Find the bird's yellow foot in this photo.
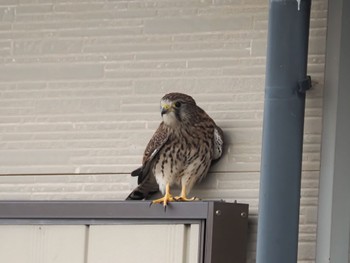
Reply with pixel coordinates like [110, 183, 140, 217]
[174, 195, 200, 202]
[152, 183, 176, 207]
[152, 194, 175, 207]
[174, 185, 200, 202]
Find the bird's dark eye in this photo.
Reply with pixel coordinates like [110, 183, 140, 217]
[174, 101, 181, 108]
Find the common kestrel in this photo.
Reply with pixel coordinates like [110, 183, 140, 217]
[126, 92, 224, 206]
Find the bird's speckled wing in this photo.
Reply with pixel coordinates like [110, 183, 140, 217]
[213, 125, 224, 161]
[126, 122, 169, 200]
[142, 122, 169, 167]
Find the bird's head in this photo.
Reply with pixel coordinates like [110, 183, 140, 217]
[160, 93, 197, 127]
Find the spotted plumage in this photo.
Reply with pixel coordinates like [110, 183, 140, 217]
[126, 92, 224, 204]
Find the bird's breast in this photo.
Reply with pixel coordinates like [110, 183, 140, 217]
[153, 134, 213, 187]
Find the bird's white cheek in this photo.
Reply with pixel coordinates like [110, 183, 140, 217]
[163, 112, 177, 127]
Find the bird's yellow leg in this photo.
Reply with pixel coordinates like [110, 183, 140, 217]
[174, 185, 200, 202]
[152, 183, 175, 206]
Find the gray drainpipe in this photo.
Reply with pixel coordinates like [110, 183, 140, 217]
[256, 0, 312, 263]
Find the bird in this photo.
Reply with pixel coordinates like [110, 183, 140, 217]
[126, 92, 224, 206]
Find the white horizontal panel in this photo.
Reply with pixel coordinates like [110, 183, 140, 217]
[0, 225, 86, 263]
[87, 224, 200, 263]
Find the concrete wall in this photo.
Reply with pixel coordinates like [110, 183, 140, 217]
[0, 0, 327, 262]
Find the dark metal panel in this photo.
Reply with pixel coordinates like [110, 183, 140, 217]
[204, 202, 249, 263]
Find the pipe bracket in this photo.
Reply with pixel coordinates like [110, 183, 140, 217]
[298, 75, 312, 93]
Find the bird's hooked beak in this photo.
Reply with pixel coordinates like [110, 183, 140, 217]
[160, 102, 173, 116]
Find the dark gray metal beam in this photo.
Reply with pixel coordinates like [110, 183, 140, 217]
[256, 0, 312, 262]
[0, 200, 208, 220]
[0, 200, 247, 221]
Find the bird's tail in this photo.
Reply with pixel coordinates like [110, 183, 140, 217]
[126, 172, 159, 200]
[125, 184, 146, 200]
[125, 186, 158, 200]
[125, 189, 145, 200]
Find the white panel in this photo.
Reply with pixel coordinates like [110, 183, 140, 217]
[0, 225, 86, 263]
[184, 223, 200, 263]
[87, 224, 200, 263]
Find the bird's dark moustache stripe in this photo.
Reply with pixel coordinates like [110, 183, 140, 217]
[175, 110, 182, 121]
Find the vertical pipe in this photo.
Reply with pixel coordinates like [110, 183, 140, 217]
[256, 1, 311, 263]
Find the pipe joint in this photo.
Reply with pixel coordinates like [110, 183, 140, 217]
[298, 75, 312, 93]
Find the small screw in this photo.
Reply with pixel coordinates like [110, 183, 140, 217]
[215, 210, 222, 216]
[241, 212, 247, 218]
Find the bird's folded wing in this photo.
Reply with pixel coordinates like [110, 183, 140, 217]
[136, 122, 170, 184]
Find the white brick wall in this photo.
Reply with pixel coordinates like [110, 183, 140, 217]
[0, 1, 327, 262]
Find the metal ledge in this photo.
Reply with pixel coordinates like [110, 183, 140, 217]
[0, 200, 247, 220]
